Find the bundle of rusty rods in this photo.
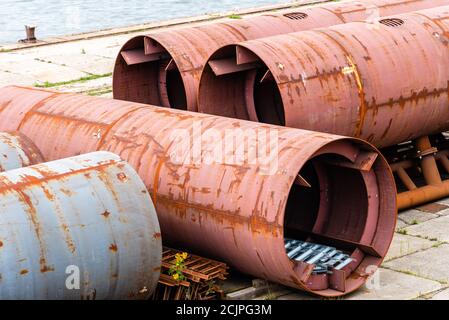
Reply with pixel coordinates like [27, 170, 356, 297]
[151, 247, 228, 300]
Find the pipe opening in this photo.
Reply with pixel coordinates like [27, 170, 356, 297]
[165, 63, 187, 109]
[198, 45, 285, 123]
[285, 155, 369, 244]
[113, 36, 187, 110]
[251, 67, 285, 126]
[281, 142, 394, 295]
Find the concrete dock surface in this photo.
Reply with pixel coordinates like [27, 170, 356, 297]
[0, 0, 448, 300]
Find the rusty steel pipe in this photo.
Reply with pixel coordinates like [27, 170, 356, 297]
[0, 151, 162, 299]
[397, 181, 449, 210]
[112, 0, 447, 112]
[198, 6, 449, 149]
[0, 86, 396, 297]
[395, 167, 417, 191]
[414, 136, 442, 185]
[0, 131, 44, 172]
[390, 141, 449, 209]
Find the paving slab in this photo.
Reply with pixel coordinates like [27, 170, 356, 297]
[31, 53, 114, 75]
[0, 52, 88, 85]
[384, 233, 435, 262]
[346, 268, 441, 300]
[383, 244, 449, 284]
[220, 272, 253, 296]
[0, 70, 38, 87]
[276, 292, 317, 300]
[403, 215, 449, 242]
[395, 219, 407, 231]
[434, 197, 449, 208]
[415, 202, 449, 214]
[398, 209, 439, 225]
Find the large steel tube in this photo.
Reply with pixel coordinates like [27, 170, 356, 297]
[198, 6, 449, 148]
[0, 86, 396, 297]
[0, 151, 162, 299]
[112, 0, 447, 112]
[0, 131, 44, 172]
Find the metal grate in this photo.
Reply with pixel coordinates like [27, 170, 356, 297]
[284, 12, 308, 20]
[379, 18, 405, 27]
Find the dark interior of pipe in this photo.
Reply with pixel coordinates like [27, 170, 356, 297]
[284, 154, 368, 242]
[166, 67, 187, 109]
[253, 68, 285, 126]
[198, 45, 285, 124]
[284, 153, 370, 291]
[114, 37, 187, 110]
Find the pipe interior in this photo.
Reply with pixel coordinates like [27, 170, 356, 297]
[283, 151, 377, 293]
[115, 37, 187, 110]
[166, 65, 187, 109]
[199, 45, 284, 123]
[285, 154, 368, 242]
[252, 68, 285, 126]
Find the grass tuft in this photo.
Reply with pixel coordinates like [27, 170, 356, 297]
[33, 72, 112, 88]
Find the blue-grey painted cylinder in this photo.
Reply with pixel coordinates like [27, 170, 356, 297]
[0, 151, 162, 299]
[0, 131, 44, 172]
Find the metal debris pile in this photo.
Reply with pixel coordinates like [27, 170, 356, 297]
[285, 239, 353, 274]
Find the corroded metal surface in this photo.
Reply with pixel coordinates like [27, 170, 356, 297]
[0, 86, 396, 297]
[386, 135, 449, 209]
[0, 131, 44, 172]
[0, 151, 162, 299]
[198, 5, 449, 148]
[113, 0, 446, 111]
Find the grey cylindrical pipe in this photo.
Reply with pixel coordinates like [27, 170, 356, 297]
[0, 131, 44, 172]
[0, 151, 162, 299]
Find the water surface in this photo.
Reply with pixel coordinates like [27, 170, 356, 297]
[0, 0, 289, 44]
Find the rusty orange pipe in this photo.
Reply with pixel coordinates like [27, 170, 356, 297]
[0, 86, 396, 297]
[397, 181, 449, 210]
[113, 0, 448, 112]
[415, 136, 442, 186]
[198, 6, 449, 148]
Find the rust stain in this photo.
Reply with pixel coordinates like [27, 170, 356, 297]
[102, 210, 111, 218]
[14, 189, 53, 275]
[61, 223, 76, 253]
[109, 243, 118, 252]
[19, 269, 29, 275]
[153, 232, 161, 239]
[16, 92, 62, 131]
[40, 258, 55, 273]
[345, 54, 366, 138]
[116, 172, 128, 182]
[59, 188, 74, 196]
[152, 159, 164, 206]
[41, 185, 56, 201]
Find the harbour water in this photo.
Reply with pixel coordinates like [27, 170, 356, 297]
[0, 0, 289, 44]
